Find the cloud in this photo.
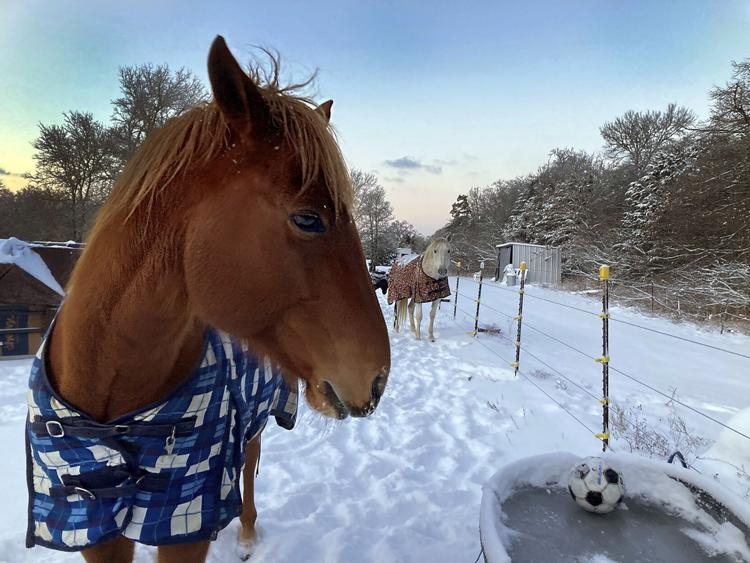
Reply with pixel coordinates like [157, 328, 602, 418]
[383, 156, 442, 176]
[0, 167, 25, 178]
[384, 176, 405, 184]
[384, 157, 422, 170]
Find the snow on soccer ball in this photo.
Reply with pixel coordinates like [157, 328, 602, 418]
[567, 457, 625, 514]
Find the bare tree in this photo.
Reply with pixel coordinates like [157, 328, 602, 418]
[350, 169, 380, 226]
[350, 169, 395, 267]
[111, 64, 207, 165]
[710, 59, 750, 135]
[600, 103, 695, 174]
[31, 112, 118, 240]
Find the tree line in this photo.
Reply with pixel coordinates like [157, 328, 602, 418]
[1, 64, 207, 241]
[439, 60, 750, 317]
[0, 63, 420, 268]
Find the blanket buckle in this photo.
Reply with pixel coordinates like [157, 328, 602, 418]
[164, 426, 176, 455]
[45, 420, 65, 438]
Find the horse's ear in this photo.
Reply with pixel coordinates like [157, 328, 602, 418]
[208, 35, 270, 140]
[316, 100, 333, 123]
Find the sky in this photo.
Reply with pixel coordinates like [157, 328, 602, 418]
[1, 0, 749, 234]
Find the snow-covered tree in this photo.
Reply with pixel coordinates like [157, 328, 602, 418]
[616, 147, 694, 275]
[449, 194, 472, 226]
[600, 103, 694, 175]
[502, 149, 611, 273]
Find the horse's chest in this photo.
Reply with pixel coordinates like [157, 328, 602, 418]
[25, 330, 297, 551]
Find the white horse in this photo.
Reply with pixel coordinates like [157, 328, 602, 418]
[387, 237, 452, 341]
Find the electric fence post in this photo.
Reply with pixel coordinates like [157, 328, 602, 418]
[453, 261, 461, 320]
[596, 264, 611, 452]
[512, 261, 528, 376]
[472, 260, 485, 337]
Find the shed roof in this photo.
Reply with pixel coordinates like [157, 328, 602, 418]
[495, 242, 558, 249]
[0, 238, 83, 308]
[0, 238, 64, 295]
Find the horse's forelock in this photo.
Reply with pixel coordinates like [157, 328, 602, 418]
[421, 238, 451, 276]
[89, 54, 352, 248]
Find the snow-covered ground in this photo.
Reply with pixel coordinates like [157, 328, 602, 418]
[1, 279, 748, 562]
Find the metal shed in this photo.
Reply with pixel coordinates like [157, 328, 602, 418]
[494, 242, 561, 285]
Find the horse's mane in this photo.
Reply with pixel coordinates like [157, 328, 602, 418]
[94, 53, 352, 237]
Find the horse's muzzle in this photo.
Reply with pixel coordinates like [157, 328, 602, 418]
[323, 368, 388, 419]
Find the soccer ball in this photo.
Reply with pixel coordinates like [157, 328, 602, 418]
[567, 457, 625, 514]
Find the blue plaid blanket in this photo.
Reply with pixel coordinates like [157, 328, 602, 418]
[25, 328, 298, 551]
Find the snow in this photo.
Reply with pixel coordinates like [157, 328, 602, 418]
[0, 238, 65, 295]
[698, 408, 750, 493]
[480, 453, 750, 563]
[1, 279, 748, 561]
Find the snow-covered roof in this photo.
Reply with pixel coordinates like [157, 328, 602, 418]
[0, 238, 65, 296]
[29, 240, 85, 250]
[495, 242, 558, 249]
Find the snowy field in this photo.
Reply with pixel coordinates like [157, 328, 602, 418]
[1, 279, 749, 562]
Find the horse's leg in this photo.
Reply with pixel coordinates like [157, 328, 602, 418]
[238, 434, 261, 560]
[157, 541, 211, 563]
[408, 299, 416, 336]
[82, 536, 135, 563]
[414, 301, 423, 340]
[428, 299, 440, 341]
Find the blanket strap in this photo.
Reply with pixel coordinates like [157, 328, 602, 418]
[49, 467, 170, 501]
[31, 416, 196, 440]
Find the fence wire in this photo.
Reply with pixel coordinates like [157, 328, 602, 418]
[608, 363, 750, 443]
[459, 316, 610, 450]
[453, 306, 648, 448]
[608, 317, 750, 360]
[454, 275, 750, 360]
[447, 276, 750, 448]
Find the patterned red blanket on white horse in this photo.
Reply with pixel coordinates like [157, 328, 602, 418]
[387, 256, 451, 304]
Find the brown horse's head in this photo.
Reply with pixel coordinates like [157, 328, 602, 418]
[128, 36, 389, 419]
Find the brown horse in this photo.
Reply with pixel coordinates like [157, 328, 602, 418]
[36, 36, 390, 563]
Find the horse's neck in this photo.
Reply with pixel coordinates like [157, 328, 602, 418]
[48, 230, 205, 422]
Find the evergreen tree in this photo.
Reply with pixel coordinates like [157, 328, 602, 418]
[617, 146, 694, 276]
[449, 194, 472, 226]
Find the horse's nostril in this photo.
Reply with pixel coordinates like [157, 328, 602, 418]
[370, 370, 387, 406]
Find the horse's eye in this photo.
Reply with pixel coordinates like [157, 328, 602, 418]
[291, 213, 325, 234]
